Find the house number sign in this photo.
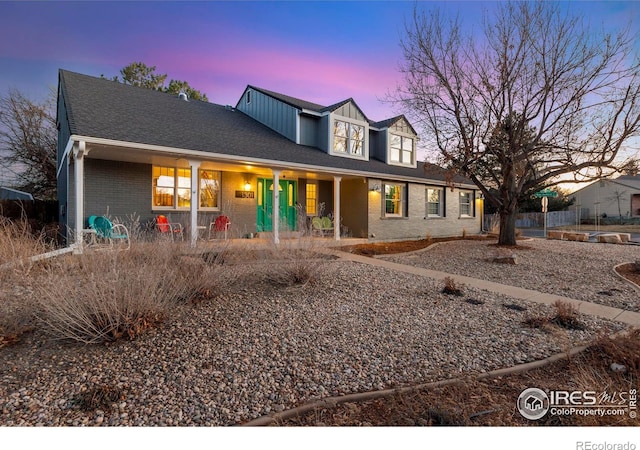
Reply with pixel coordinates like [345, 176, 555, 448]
[235, 190, 255, 199]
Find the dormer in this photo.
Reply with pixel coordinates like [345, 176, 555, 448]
[372, 116, 418, 168]
[325, 99, 369, 161]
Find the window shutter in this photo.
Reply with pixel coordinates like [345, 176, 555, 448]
[442, 188, 446, 218]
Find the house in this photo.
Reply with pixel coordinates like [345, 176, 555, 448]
[56, 70, 482, 247]
[569, 175, 640, 220]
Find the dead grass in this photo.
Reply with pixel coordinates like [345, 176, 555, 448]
[523, 300, 586, 331]
[263, 239, 334, 288]
[33, 243, 235, 343]
[73, 383, 126, 411]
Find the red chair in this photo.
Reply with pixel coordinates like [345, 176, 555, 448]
[156, 215, 184, 241]
[209, 215, 230, 240]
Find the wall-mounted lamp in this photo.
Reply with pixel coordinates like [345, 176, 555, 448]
[369, 185, 381, 193]
[244, 181, 252, 191]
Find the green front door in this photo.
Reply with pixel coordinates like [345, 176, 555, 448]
[257, 178, 297, 232]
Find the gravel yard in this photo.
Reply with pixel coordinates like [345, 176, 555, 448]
[383, 239, 640, 312]
[0, 253, 627, 426]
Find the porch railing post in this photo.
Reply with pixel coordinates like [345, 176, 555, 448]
[189, 160, 201, 248]
[334, 176, 341, 241]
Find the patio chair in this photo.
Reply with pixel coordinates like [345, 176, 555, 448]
[90, 215, 130, 250]
[209, 215, 231, 240]
[155, 215, 184, 241]
[311, 216, 333, 236]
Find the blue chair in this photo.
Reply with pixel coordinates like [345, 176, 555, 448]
[89, 216, 130, 249]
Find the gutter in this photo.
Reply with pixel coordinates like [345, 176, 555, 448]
[67, 134, 478, 189]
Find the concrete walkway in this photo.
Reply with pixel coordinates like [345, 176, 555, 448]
[331, 249, 640, 328]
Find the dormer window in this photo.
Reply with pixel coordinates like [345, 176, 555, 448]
[333, 119, 364, 156]
[390, 134, 414, 165]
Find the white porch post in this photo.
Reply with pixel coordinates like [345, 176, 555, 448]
[272, 169, 281, 245]
[189, 160, 200, 248]
[333, 176, 341, 241]
[73, 141, 86, 254]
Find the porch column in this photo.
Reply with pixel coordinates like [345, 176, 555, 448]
[73, 141, 86, 254]
[272, 169, 281, 244]
[189, 160, 200, 248]
[333, 176, 341, 241]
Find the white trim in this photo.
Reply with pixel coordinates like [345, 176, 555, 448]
[56, 137, 75, 178]
[328, 115, 369, 161]
[334, 176, 341, 241]
[272, 169, 281, 244]
[68, 134, 478, 189]
[188, 160, 200, 247]
[73, 141, 85, 253]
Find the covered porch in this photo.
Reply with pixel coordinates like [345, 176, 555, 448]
[65, 139, 369, 252]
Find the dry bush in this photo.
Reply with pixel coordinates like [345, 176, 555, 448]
[263, 238, 331, 287]
[442, 276, 464, 296]
[35, 242, 232, 343]
[73, 383, 126, 411]
[550, 300, 585, 330]
[524, 300, 586, 331]
[0, 216, 49, 274]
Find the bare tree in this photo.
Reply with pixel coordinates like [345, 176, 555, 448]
[0, 89, 57, 199]
[392, 1, 640, 245]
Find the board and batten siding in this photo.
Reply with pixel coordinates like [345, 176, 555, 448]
[332, 101, 367, 122]
[236, 88, 298, 142]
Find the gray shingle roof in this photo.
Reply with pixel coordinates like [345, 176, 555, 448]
[58, 70, 470, 185]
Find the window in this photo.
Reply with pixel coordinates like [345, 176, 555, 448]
[384, 183, 406, 217]
[333, 120, 364, 156]
[153, 166, 175, 207]
[390, 134, 414, 164]
[246, 89, 251, 104]
[306, 183, 317, 216]
[426, 187, 444, 217]
[459, 191, 472, 217]
[153, 166, 221, 210]
[199, 170, 221, 209]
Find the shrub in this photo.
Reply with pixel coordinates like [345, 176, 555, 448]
[0, 216, 49, 273]
[523, 300, 586, 331]
[35, 243, 205, 343]
[442, 276, 464, 296]
[264, 238, 330, 287]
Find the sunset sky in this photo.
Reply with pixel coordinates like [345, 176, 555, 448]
[1, 1, 638, 123]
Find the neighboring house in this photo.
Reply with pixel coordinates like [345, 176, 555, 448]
[569, 175, 640, 220]
[0, 187, 34, 201]
[56, 70, 481, 246]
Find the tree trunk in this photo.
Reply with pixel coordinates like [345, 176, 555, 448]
[498, 208, 518, 246]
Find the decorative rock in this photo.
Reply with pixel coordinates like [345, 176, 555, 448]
[610, 363, 627, 373]
[547, 230, 565, 240]
[597, 234, 622, 244]
[618, 233, 631, 243]
[565, 232, 589, 242]
[492, 255, 518, 264]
